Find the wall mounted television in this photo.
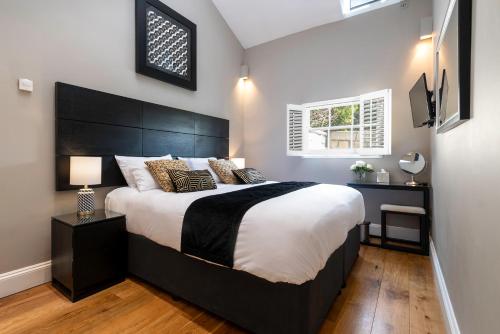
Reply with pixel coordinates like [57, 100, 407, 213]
[409, 73, 435, 128]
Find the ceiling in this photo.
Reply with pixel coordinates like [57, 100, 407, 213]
[212, 0, 402, 49]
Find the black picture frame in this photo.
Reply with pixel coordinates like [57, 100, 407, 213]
[135, 0, 197, 91]
[435, 0, 472, 133]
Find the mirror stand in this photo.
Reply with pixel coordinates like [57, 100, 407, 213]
[399, 152, 426, 186]
[405, 175, 419, 186]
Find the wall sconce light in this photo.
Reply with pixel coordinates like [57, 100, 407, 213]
[420, 16, 433, 40]
[240, 65, 249, 80]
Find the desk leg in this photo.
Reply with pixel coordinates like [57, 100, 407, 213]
[381, 211, 387, 248]
[422, 215, 430, 255]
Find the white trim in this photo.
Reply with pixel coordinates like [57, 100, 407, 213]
[436, 0, 457, 50]
[435, 0, 462, 134]
[436, 113, 466, 134]
[286, 104, 305, 156]
[301, 154, 382, 159]
[360, 89, 392, 156]
[292, 89, 392, 158]
[430, 239, 461, 334]
[302, 95, 359, 108]
[341, 0, 402, 18]
[0, 261, 52, 298]
[369, 223, 420, 242]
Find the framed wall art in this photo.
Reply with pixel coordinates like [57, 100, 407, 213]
[435, 0, 472, 133]
[135, 0, 197, 91]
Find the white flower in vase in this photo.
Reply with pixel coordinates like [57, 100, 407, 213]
[355, 160, 366, 167]
[350, 161, 374, 181]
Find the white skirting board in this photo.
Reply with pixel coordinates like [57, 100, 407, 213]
[369, 223, 420, 242]
[430, 239, 461, 334]
[0, 261, 52, 298]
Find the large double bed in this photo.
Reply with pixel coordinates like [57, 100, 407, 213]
[55, 82, 365, 334]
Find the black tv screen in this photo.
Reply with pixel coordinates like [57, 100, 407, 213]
[409, 73, 433, 128]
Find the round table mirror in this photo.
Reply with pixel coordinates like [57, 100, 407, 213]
[399, 152, 426, 186]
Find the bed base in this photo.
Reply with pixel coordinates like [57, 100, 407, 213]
[127, 225, 360, 334]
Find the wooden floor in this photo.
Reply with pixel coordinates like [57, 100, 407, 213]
[0, 246, 446, 334]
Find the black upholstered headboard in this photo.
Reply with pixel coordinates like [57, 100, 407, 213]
[55, 82, 229, 191]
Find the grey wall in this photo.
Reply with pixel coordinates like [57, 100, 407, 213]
[243, 0, 433, 185]
[431, 1, 500, 333]
[0, 0, 244, 273]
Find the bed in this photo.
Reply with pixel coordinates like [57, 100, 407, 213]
[105, 182, 364, 334]
[55, 82, 364, 334]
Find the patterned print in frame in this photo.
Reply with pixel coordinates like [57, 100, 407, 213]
[136, 0, 197, 91]
[146, 7, 190, 80]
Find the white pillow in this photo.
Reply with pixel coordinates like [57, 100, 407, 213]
[115, 155, 172, 188]
[178, 157, 221, 183]
[131, 167, 160, 192]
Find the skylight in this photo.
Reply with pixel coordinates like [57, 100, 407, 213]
[350, 0, 380, 10]
[341, 0, 400, 17]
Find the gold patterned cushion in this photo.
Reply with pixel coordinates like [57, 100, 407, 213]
[144, 159, 190, 192]
[232, 168, 266, 184]
[208, 159, 241, 184]
[166, 169, 217, 193]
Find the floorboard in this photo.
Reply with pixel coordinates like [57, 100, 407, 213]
[0, 246, 446, 334]
[371, 251, 410, 334]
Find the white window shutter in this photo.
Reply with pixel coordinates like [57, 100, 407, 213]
[287, 104, 305, 155]
[360, 89, 391, 155]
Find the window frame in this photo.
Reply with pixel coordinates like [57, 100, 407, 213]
[286, 104, 306, 156]
[341, 0, 402, 18]
[304, 97, 361, 155]
[350, 0, 380, 11]
[290, 89, 391, 158]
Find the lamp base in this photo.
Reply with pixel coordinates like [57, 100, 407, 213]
[77, 187, 96, 216]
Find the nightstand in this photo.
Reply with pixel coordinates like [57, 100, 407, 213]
[51, 209, 126, 302]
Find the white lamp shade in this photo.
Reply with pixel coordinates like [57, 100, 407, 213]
[70, 156, 102, 186]
[230, 158, 245, 169]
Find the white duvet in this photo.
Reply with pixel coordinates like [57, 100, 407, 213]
[105, 182, 365, 284]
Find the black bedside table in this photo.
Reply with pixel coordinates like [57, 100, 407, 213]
[51, 209, 127, 302]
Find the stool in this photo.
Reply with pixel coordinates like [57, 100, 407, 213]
[380, 204, 429, 255]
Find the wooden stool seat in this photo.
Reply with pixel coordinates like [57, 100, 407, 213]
[380, 204, 426, 215]
[380, 204, 429, 255]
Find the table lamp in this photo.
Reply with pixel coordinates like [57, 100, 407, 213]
[70, 156, 102, 216]
[230, 158, 245, 169]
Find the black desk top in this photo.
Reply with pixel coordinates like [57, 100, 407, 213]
[52, 209, 125, 227]
[347, 181, 431, 191]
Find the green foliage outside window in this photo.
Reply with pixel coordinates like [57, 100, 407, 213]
[310, 104, 360, 128]
[310, 108, 329, 127]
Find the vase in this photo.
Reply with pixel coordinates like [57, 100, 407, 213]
[357, 171, 367, 181]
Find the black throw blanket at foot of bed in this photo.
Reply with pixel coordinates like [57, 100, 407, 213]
[181, 181, 318, 267]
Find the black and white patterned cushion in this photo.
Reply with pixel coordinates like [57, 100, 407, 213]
[232, 168, 266, 184]
[166, 169, 217, 193]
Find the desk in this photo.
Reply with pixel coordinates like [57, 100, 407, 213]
[347, 182, 431, 254]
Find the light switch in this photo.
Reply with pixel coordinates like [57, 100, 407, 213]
[19, 78, 33, 92]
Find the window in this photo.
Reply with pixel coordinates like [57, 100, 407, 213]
[350, 0, 380, 10]
[341, 0, 401, 17]
[287, 89, 391, 158]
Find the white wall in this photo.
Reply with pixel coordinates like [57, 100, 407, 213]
[431, 1, 500, 333]
[0, 0, 244, 274]
[243, 0, 433, 184]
